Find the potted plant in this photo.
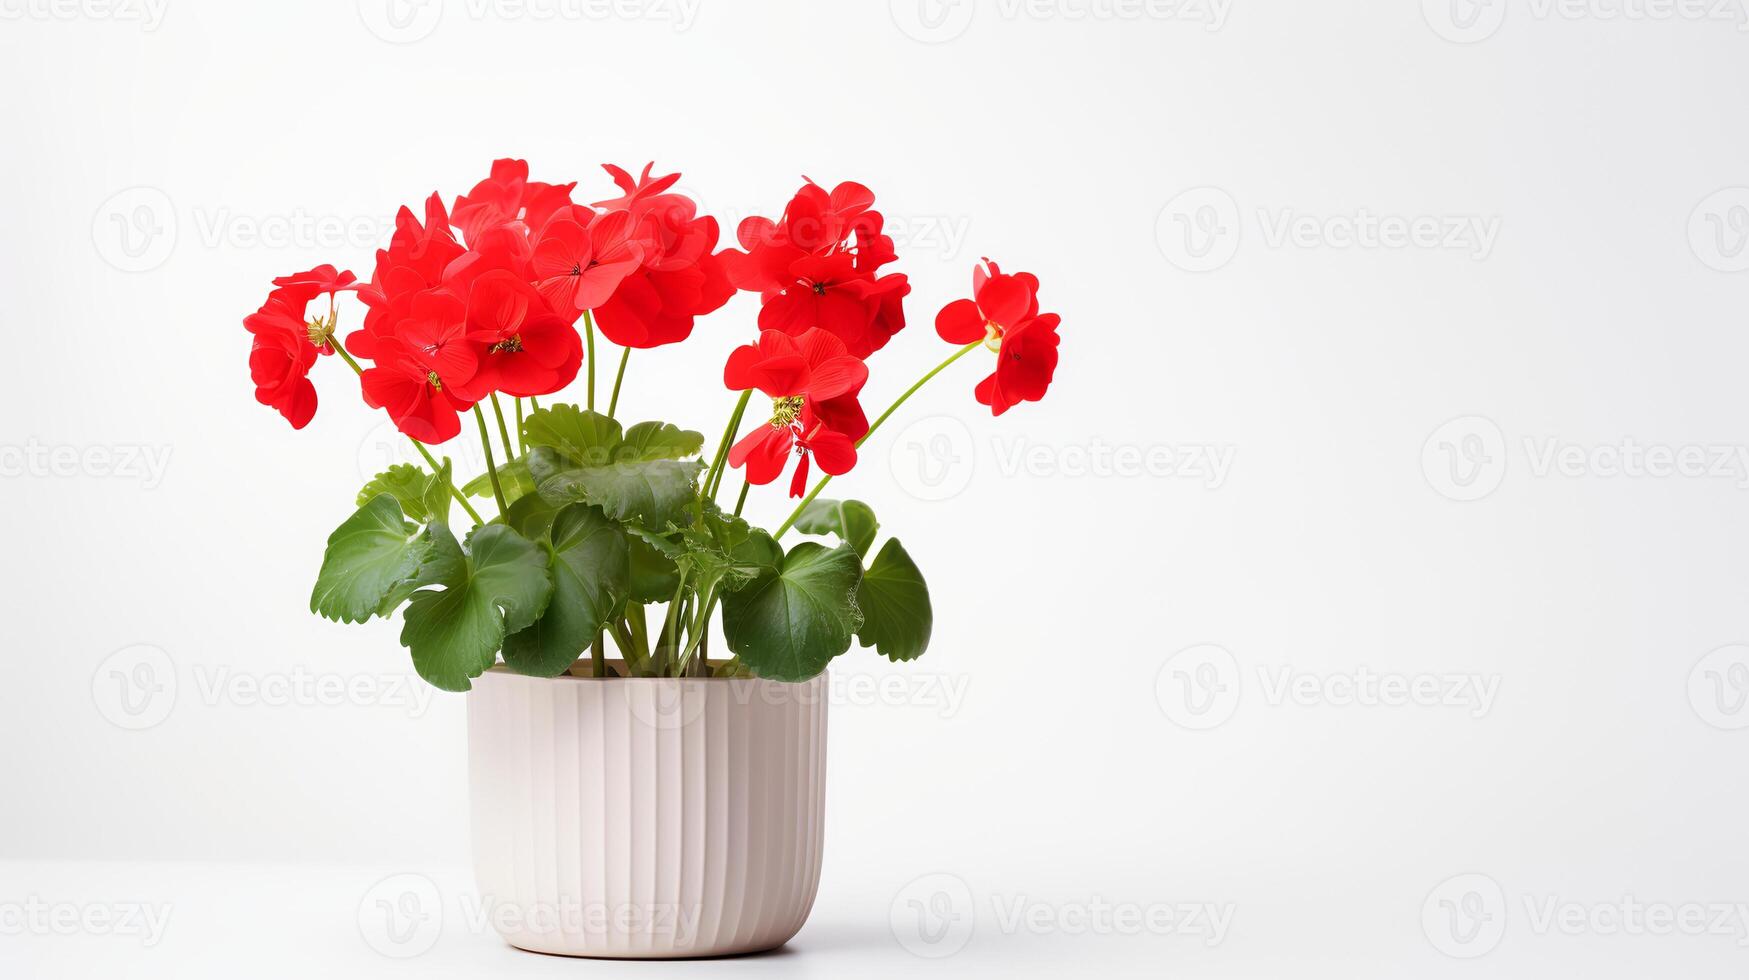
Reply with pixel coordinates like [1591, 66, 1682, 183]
[242, 159, 1062, 958]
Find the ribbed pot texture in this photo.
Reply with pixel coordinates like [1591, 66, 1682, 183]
[467, 667, 828, 958]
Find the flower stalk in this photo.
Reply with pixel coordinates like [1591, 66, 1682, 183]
[472, 405, 510, 516]
[774, 340, 980, 538]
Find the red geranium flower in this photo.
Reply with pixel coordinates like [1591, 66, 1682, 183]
[244, 295, 322, 429]
[530, 210, 648, 313]
[241, 266, 357, 428]
[360, 340, 476, 444]
[271, 264, 357, 297]
[720, 178, 909, 358]
[589, 162, 734, 348]
[449, 270, 582, 400]
[935, 259, 1061, 416]
[441, 221, 534, 305]
[934, 259, 1040, 345]
[755, 252, 869, 336]
[724, 329, 869, 495]
[351, 194, 466, 359]
[974, 313, 1061, 416]
[452, 158, 576, 245]
[780, 178, 880, 253]
[393, 289, 480, 393]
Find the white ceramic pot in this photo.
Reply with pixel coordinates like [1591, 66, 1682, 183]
[467, 666, 828, 958]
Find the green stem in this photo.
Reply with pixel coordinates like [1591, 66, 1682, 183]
[703, 390, 754, 502]
[514, 398, 526, 455]
[411, 441, 485, 526]
[607, 347, 630, 420]
[591, 632, 605, 678]
[608, 620, 640, 676]
[489, 394, 516, 464]
[678, 585, 717, 674]
[529, 396, 541, 412]
[582, 309, 598, 411]
[660, 573, 690, 676]
[331, 338, 484, 525]
[625, 604, 651, 674]
[775, 342, 983, 539]
[472, 405, 509, 516]
[733, 479, 750, 518]
[858, 341, 981, 450]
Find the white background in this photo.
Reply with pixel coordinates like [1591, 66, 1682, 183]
[4, 0, 1749, 976]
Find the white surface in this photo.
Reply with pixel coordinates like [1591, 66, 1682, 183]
[5, 1, 1749, 976]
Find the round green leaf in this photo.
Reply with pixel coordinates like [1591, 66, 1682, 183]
[856, 538, 933, 662]
[502, 505, 630, 678]
[523, 405, 622, 467]
[792, 498, 880, 559]
[722, 541, 865, 682]
[399, 524, 553, 692]
[356, 465, 435, 524]
[310, 495, 431, 625]
[538, 458, 705, 527]
[620, 420, 705, 461]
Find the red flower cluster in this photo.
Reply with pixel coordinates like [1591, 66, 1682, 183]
[243, 163, 1062, 493]
[935, 259, 1061, 416]
[242, 264, 355, 429]
[724, 329, 870, 497]
[720, 179, 910, 360]
[242, 160, 731, 442]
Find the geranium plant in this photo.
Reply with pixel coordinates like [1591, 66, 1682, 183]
[243, 160, 1061, 691]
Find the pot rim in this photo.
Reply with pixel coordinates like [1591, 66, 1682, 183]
[479, 662, 825, 687]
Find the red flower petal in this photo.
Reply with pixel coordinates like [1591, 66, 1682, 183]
[935, 298, 987, 344]
[800, 425, 857, 476]
[729, 426, 795, 485]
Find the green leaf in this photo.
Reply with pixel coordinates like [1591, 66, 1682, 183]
[399, 524, 553, 692]
[310, 495, 432, 625]
[627, 532, 681, 603]
[792, 498, 880, 559]
[731, 528, 784, 571]
[357, 465, 436, 524]
[502, 492, 559, 540]
[524, 446, 570, 486]
[539, 458, 705, 527]
[423, 458, 455, 527]
[620, 420, 705, 461]
[677, 508, 769, 596]
[522, 409, 705, 526]
[461, 455, 536, 504]
[374, 525, 461, 619]
[855, 539, 933, 662]
[501, 505, 629, 678]
[523, 404, 623, 467]
[722, 541, 865, 682]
